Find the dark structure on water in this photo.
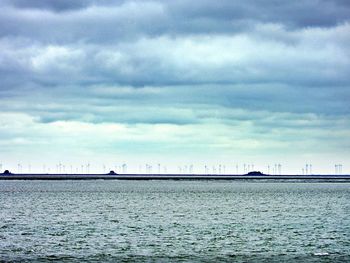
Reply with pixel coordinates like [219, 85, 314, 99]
[1, 169, 350, 181]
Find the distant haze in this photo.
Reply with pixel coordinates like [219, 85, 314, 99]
[0, 0, 349, 174]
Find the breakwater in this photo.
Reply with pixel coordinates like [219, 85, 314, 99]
[1, 173, 350, 180]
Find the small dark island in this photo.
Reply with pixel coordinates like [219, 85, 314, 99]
[246, 171, 265, 176]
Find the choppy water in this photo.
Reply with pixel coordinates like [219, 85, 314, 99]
[0, 180, 349, 262]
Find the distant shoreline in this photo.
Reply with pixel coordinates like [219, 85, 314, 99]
[1, 173, 350, 180]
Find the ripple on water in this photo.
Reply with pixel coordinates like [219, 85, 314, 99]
[0, 180, 350, 262]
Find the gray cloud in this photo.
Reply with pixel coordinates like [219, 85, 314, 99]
[1, 0, 350, 45]
[0, 0, 349, 171]
[1, 20, 349, 120]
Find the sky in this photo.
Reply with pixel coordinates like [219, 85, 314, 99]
[0, 0, 349, 174]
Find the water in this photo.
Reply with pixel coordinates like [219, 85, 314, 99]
[0, 180, 349, 262]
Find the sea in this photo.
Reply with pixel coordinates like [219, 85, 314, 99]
[0, 180, 349, 262]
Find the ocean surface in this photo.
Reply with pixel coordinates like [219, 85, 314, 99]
[0, 180, 349, 262]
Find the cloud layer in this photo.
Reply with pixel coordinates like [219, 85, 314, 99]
[0, 0, 349, 173]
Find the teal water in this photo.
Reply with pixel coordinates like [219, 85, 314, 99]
[0, 180, 349, 262]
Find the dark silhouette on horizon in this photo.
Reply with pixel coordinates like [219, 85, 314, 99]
[1, 168, 350, 181]
[246, 171, 265, 176]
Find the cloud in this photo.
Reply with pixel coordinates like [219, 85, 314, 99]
[1, 22, 349, 120]
[0, 0, 349, 172]
[1, 0, 350, 45]
[2, 22, 349, 86]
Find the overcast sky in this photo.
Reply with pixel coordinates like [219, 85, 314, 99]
[0, 0, 349, 174]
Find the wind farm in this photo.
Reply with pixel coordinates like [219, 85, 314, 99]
[1, 164, 349, 180]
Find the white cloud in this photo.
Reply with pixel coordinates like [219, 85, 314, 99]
[31, 45, 84, 72]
